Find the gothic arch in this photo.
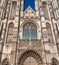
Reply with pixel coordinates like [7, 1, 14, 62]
[23, 22, 37, 28]
[20, 20, 39, 28]
[2, 58, 10, 65]
[8, 22, 14, 34]
[52, 58, 59, 65]
[46, 22, 53, 42]
[42, 1, 49, 19]
[46, 22, 52, 35]
[18, 50, 43, 65]
[46, 22, 51, 28]
[8, 22, 14, 28]
[7, 22, 14, 42]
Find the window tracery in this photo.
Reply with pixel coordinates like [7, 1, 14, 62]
[2, 59, 10, 65]
[23, 22, 37, 40]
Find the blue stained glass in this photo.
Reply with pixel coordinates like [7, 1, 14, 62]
[24, 0, 35, 11]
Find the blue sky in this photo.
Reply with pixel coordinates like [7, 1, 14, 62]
[24, 0, 35, 10]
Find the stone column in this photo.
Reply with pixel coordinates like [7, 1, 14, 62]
[14, 0, 21, 65]
[8, 2, 12, 19]
[40, 3, 48, 64]
[46, 2, 51, 20]
[0, 0, 6, 64]
[0, 1, 11, 64]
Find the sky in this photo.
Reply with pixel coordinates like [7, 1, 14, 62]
[24, 0, 35, 10]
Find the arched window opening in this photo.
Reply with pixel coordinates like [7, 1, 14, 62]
[7, 22, 14, 42]
[42, 2, 49, 19]
[52, 58, 58, 65]
[46, 22, 53, 42]
[8, 22, 14, 34]
[46, 23, 52, 35]
[2, 59, 10, 65]
[10, 1, 17, 19]
[9, 22, 14, 27]
[23, 22, 37, 40]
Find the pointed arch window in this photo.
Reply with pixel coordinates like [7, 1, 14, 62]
[2, 59, 10, 65]
[23, 22, 37, 40]
[7, 22, 14, 42]
[10, 1, 17, 19]
[42, 2, 49, 19]
[4, 61, 9, 65]
[46, 22, 52, 35]
[46, 22, 53, 42]
[8, 22, 14, 34]
[52, 58, 58, 65]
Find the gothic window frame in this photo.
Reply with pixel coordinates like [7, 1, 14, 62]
[42, 2, 49, 19]
[46, 22, 53, 43]
[52, 58, 58, 65]
[8, 22, 14, 34]
[2, 59, 10, 65]
[10, 1, 17, 19]
[7, 22, 14, 42]
[22, 22, 37, 40]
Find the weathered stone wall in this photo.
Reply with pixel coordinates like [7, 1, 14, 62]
[0, 0, 59, 65]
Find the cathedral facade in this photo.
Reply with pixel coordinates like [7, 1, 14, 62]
[0, 0, 59, 65]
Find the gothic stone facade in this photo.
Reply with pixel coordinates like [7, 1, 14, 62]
[0, 0, 59, 65]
